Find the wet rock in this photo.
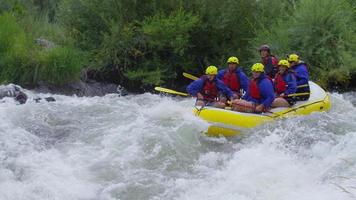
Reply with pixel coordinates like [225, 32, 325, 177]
[31, 80, 127, 97]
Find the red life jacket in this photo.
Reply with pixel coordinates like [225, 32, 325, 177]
[262, 55, 279, 78]
[222, 70, 240, 91]
[274, 73, 287, 95]
[201, 78, 218, 101]
[249, 79, 261, 100]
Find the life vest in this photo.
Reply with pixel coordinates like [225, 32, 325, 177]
[222, 70, 240, 91]
[293, 62, 309, 82]
[274, 73, 287, 95]
[249, 79, 261, 100]
[263, 55, 278, 78]
[201, 77, 218, 101]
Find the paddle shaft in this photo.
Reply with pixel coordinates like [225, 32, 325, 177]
[154, 87, 188, 96]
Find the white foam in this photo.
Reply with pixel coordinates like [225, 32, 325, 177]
[0, 91, 355, 200]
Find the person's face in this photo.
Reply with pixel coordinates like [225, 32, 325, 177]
[207, 74, 215, 81]
[289, 61, 297, 67]
[279, 66, 287, 74]
[252, 71, 261, 79]
[228, 63, 237, 71]
[260, 50, 269, 57]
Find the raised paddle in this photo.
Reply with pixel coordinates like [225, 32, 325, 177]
[154, 87, 188, 97]
[183, 72, 199, 81]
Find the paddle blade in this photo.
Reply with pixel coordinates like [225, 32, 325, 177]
[154, 87, 188, 97]
[183, 72, 199, 81]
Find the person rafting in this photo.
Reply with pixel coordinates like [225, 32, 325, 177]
[187, 65, 234, 108]
[259, 44, 279, 79]
[271, 60, 297, 107]
[232, 63, 275, 113]
[288, 53, 310, 100]
[216, 56, 249, 100]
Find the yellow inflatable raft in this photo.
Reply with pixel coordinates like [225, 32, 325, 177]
[193, 81, 331, 137]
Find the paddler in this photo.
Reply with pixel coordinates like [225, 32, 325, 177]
[232, 63, 275, 113]
[187, 65, 234, 108]
[216, 56, 249, 100]
[271, 60, 297, 107]
[259, 44, 279, 79]
[288, 53, 310, 100]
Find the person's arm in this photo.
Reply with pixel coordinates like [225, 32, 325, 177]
[295, 65, 309, 85]
[186, 78, 204, 96]
[216, 69, 225, 81]
[216, 80, 233, 98]
[285, 73, 297, 95]
[260, 80, 275, 108]
[238, 71, 250, 98]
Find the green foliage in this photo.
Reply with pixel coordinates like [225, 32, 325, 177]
[94, 9, 199, 87]
[250, 0, 356, 88]
[142, 10, 199, 56]
[0, 11, 84, 85]
[0, 13, 33, 83]
[138, 10, 199, 83]
[0, 0, 355, 89]
[37, 47, 84, 84]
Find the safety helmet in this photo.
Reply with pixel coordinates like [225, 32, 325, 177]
[278, 60, 290, 68]
[288, 54, 299, 62]
[227, 56, 239, 64]
[251, 63, 264, 72]
[205, 65, 218, 75]
[259, 44, 270, 52]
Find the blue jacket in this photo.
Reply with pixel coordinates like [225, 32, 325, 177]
[244, 73, 275, 108]
[187, 76, 233, 98]
[293, 62, 309, 86]
[281, 72, 297, 95]
[292, 62, 310, 93]
[216, 67, 249, 97]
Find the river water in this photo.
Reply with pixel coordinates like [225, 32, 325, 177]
[0, 91, 356, 200]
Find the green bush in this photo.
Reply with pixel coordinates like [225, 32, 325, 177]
[1, 0, 355, 89]
[250, 0, 356, 88]
[0, 12, 84, 85]
[37, 46, 84, 84]
[94, 9, 199, 87]
[0, 13, 33, 84]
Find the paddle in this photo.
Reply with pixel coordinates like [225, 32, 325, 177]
[283, 92, 310, 97]
[183, 72, 198, 81]
[297, 84, 308, 88]
[154, 87, 188, 97]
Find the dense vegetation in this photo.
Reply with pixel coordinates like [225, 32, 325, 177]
[0, 0, 355, 90]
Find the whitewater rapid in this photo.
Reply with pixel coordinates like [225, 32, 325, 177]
[0, 91, 356, 200]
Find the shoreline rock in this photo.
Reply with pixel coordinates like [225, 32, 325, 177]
[27, 80, 128, 97]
